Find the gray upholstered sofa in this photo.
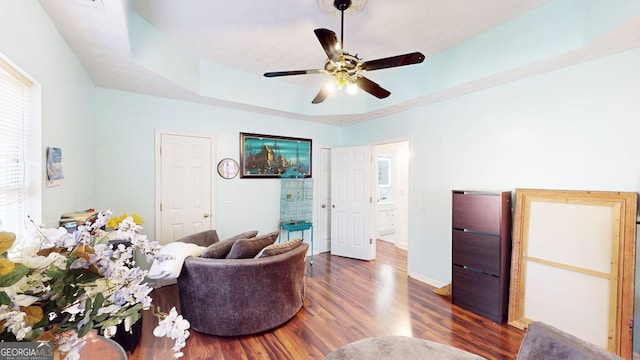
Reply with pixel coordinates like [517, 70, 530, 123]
[324, 322, 623, 359]
[177, 232, 308, 336]
[516, 321, 623, 360]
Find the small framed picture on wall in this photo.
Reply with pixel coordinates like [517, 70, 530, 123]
[46, 146, 64, 187]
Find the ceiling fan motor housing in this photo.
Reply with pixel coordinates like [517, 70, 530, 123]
[334, 0, 352, 11]
[324, 54, 359, 75]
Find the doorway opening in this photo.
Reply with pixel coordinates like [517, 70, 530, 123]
[373, 140, 409, 251]
[317, 140, 409, 260]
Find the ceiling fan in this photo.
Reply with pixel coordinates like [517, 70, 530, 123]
[263, 0, 426, 104]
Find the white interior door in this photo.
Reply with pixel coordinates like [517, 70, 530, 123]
[157, 132, 215, 245]
[330, 146, 374, 260]
[318, 148, 331, 253]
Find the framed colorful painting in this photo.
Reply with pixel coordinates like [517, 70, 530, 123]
[239, 132, 312, 178]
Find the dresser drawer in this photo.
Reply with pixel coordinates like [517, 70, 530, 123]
[452, 192, 501, 234]
[452, 229, 500, 275]
[452, 265, 502, 322]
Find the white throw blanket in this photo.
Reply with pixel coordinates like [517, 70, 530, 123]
[148, 242, 206, 280]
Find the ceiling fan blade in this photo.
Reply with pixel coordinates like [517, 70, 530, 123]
[311, 86, 330, 104]
[355, 77, 391, 99]
[360, 52, 425, 72]
[314, 28, 339, 62]
[264, 69, 324, 77]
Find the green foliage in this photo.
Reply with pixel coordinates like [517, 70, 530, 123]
[95, 303, 143, 330]
[0, 291, 11, 305]
[0, 264, 28, 287]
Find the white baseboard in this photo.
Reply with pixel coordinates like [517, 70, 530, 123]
[408, 271, 448, 289]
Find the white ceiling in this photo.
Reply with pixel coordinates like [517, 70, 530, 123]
[37, 0, 640, 125]
[130, 0, 548, 81]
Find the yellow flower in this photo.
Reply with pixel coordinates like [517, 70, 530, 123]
[106, 214, 124, 228]
[0, 231, 16, 254]
[106, 212, 143, 228]
[0, 258, 15, 276]
[131, 213, 143, 224]
[21, 305, 44, 325]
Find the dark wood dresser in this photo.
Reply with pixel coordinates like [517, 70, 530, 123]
[451, 190, 512, 323]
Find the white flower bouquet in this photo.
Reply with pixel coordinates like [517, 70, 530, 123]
[0, 210, 189, 359]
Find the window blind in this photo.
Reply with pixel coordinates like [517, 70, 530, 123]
[0, 64, 29, 233]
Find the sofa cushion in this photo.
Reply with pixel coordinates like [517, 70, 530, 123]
[201, 230, 259, 258]
[256, 238, 303, 258]
[178, 229, 220, 247]
[226, 231, 279, 259]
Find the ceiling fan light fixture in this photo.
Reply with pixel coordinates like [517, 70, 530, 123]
[335, 72, 349, 89]
[346, 81, 358, 95]
[325, 80, 337, 93]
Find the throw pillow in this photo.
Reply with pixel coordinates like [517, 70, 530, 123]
[225, 230, 259, 242]
[201, 230, 258, 258]
[256, 238, 303, 258]
[200, 237, 237, 259]
[178, 229, 220, 247]
[226, 230, 279, 259]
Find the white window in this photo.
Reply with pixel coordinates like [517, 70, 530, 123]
[0, 55, 41, 238]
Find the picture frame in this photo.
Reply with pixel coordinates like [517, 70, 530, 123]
[46, 146, 64, 187]
[239, 132, 312, 178]
[507, 188, 637, 358]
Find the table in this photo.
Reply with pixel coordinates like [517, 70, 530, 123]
[280, 221, 313, 264]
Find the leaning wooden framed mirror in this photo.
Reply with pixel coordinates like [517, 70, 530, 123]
[508, 189, 637, 358]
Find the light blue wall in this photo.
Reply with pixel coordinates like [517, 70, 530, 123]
[343, 47, 640, 347]
[93, 88, 343, 239]
[0, 0, 96, 227]
[344, 47, 640, 283]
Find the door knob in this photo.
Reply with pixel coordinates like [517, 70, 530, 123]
[321, 204, 326, 208]
[203, 213, 210, 218]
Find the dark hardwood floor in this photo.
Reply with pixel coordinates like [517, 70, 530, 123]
[130, 240, 524, 360]
[375, 239, 407, 273]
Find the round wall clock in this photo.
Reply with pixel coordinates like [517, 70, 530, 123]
[217, 158, 239, 179]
